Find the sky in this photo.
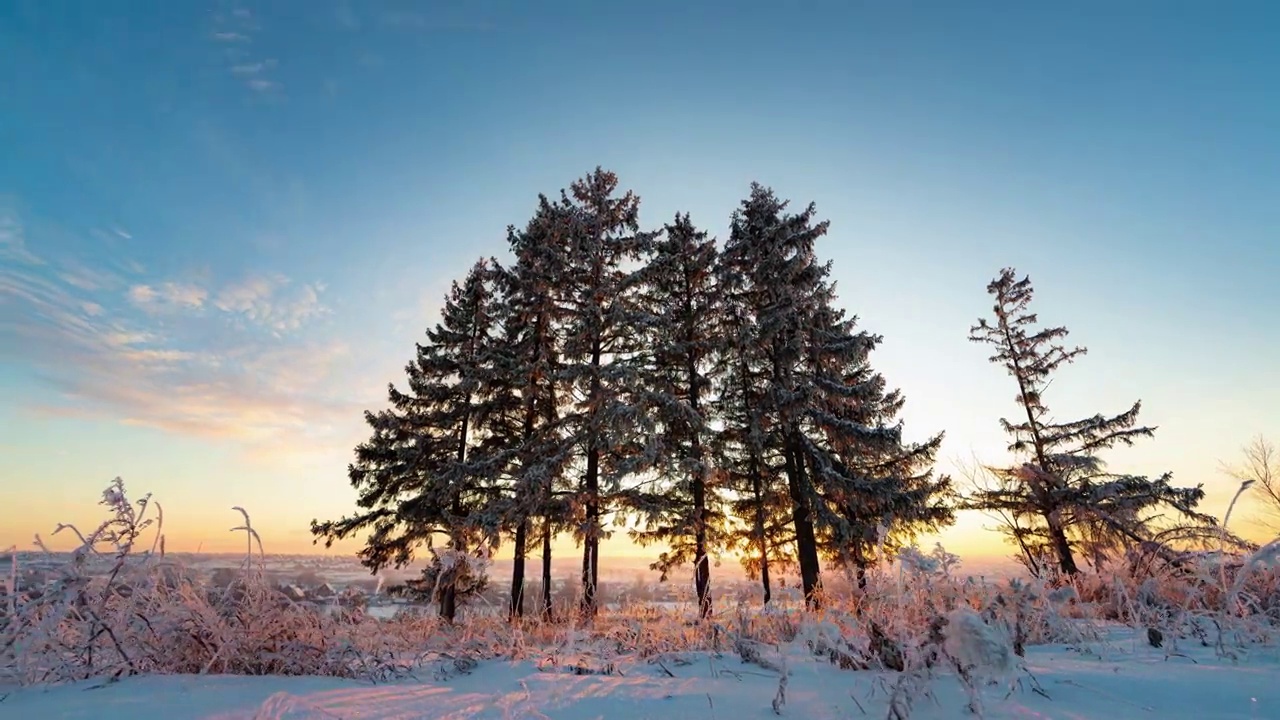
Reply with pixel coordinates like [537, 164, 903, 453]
[2, 1, 1278, 566]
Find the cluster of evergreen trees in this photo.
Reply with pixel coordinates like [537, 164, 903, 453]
[312, 168, 1214, 622]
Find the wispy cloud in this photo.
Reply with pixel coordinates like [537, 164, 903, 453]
[1, 210, 351, 453]
[127, 281, 209, 311]
[231, 60, 274, 75]
[214, 274, 328, 333]
[246, 78, 280, 93]
[121, 273, 327, 332]
[211, 8, 283, 97]
[0, 201, 43, 265]
[57, 262, 125, 291]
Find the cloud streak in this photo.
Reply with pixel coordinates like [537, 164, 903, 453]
[0, 201, 43, 265]
[211, 8, 283, 96]
[128, 281, 209, 310]
[0, 210, 353, 454]
[232, 61, 269, 75]
[214, 274, 328, 333]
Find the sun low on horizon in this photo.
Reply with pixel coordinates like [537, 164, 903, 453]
[2, 1, 1278, 576]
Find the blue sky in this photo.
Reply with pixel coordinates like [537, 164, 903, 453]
[2, 1, 1277, 557]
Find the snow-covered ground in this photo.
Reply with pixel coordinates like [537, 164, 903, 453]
[3, 627, 1275, 719]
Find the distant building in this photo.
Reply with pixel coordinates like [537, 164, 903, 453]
[310, 582, 336, 600]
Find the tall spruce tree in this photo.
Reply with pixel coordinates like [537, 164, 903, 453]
[720, 183, 951, 608]
[555, 168, 659, 617]
[802, 303, 954, 586]
[491, 198, 575, 620]
[968, 268, 1211, 576]
[798, 283, 962, 579]
[714, 235, 791, 605]
[311, 258, 501, 622]
[719, 184, 836, 606]
[626, 213, 726, 619]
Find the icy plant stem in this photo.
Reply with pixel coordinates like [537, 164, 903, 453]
[1220, 481, 1253, 613]
[5, 546, 15, 619]
[1214, 480, 1254, 656]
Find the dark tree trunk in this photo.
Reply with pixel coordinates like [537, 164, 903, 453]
[682, 263, 712, 620]
[580, 519, 592, 613]
[759, 545, 772, 606]
[581, 449, 599, 617]
[441, 397, 471, 623]
[1046, 511, 1078, 576]
[510, 331, 546, 622]
[738, 356, 770, 606]
[439, 546, 460, 622]
[688, 375, 710, 619]
[692, 464, 711, 620]
[784, 432, 822, 609]
[851, 543, 869, 590]
[749, 449, 771, 606]
[440, 579, 458, 622]
[999, 321, 1079, 576]
[539, 321, 559, 623]
[510, 518, 527, 619]
[580, 338, 603, 618]
[541, 515, 554, 621]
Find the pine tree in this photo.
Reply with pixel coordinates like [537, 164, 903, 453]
[490, 198, 575, 620]
[720, 183, 841, 607]
[625, 213, 726, 619]
[714, 233, 790, 605]
[815, 409, 953, 581]
[719, 183, 952, 608]
[555, 168, 659, 617]
[310, 258, 501, 622]
[968, 268, 1210, 576]
[804, 308, 954, 585]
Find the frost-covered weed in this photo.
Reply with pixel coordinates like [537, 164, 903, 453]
[4, 482, 1278, 720]
[0, 480, 446, 685]
[944, 607, 1013, 680]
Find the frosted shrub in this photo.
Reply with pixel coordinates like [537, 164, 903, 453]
[395, 546, 491, 613]
[943, 607, 1013, 680]
[0, 479, 436, 685]
[1227, 540, 1280, 618]
[1058, 543, 1280, 653]
[895, 546, 941, 576]
[897, 544, 961, 579]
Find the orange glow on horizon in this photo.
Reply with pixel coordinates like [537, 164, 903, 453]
[0, 502, 1090, 570]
